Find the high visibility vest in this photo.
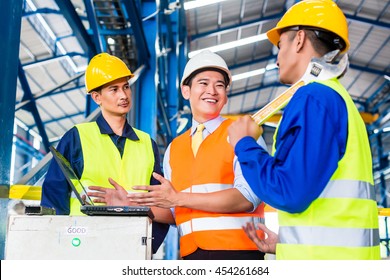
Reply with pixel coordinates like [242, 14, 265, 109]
[170, 119, 265, 257]
[70, 122, 154, 215]
[274, 79, 380, 260]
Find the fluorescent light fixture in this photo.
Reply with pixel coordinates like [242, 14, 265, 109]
[189, 33, 268, 58]
[26, 0, 80, 73]
[233, 68, 266, 81]
[232, 63, 277, 81]
[15, 117, 30, 131]
[385, 75, 390, 81]
[184, 0, 229, 10]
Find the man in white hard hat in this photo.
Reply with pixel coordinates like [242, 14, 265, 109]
[89, 50, 268, 260]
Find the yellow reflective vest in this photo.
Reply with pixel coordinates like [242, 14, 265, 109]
[69, 122, 154, 215]
[275, 79, 380, 260]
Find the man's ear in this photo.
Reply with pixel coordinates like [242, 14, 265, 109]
[181, 85, 191, 100]
[223, 92, 228, 105]
[295, 30, 306, 52]
[90, 91, 101, 106]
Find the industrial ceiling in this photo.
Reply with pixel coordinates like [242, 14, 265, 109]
[10, 0, 390, 206]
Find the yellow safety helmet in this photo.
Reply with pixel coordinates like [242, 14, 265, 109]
[266, 0, 350, 53]
[84, 53, 134, 93]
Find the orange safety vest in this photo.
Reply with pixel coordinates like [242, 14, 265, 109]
[170, 119, 265, 257]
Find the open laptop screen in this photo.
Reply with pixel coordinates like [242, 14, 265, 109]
[48, 146, 153, 218]
[49, 146, 94, 206]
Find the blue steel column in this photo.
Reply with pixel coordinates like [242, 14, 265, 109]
[163, 0, 188, 260]
[0, 0, 23, 259]
[175, 0, 189, 128]
[84, 0, 102, 117]
[137, 1, 158, 138]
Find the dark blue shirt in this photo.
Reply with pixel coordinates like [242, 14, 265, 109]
[41, 114, 169, 253]
[235, 82, 348, 213]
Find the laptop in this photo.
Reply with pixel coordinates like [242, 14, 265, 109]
[49, 146, 154, 218]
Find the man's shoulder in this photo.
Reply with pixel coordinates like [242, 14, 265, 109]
[131, 127, 151, 139]
[74, 121, 97, 129]
[298, 82, 345, 105]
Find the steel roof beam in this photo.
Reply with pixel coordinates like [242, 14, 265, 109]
[15, 73, 84, 111]
[21, 52, 85, 69]
[122, 0, 150, 66]
[18, 61, 51, 152]
[23, 8, 62, 16]
[54, 0, 96, 56]
[347, 14, 390, 30]
[190, 13, 285, 41]
[190, 12, 389, 43]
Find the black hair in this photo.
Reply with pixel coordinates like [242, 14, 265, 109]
[281, 26, 346, 55]
[183, 67, 230, 88]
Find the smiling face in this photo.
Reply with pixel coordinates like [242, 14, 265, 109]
[181, 70, 228, 123]
[91, 77, 132, 118]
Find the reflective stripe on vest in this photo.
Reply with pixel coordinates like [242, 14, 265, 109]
[279, 226, 379, 247]
[275, 79, 380, 260]
[70, 122, 154, 215]
[182, 183, 233, 193]
[319, 180, 376, 200]
[279, 180, 379, 247]
[170, 119, 265, 257]
[179, 216, 265, 236]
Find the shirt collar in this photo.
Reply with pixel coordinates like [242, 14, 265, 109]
[191, 115, 225, 136]
[96, 114, 139, 141]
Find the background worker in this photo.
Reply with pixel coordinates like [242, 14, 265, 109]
[41, 53, 169, 254]
[91, 50, 267, 260]
[227, 0, 380, 260]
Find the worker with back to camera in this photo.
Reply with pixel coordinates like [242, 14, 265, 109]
[40, 52, 170, 254]
[89, 50, 268, 260]
[227, 0, 380, 260]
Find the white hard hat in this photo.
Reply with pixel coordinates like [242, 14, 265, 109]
[181, 50, 232, 87]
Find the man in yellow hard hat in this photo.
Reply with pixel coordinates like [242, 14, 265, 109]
[228, 0, 380, 260]
[89, 50, 267, 260]
[41, 53, 169, 254]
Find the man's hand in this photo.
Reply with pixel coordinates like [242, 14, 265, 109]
[88, 178, 130, 206]
[243, 222, 278, 254]
[127, 172, 180, 208]
[228, 115, 263, 149]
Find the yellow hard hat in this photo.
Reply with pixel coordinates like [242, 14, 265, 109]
[84, 53, 134, 93]
[266, 0, 350, 53]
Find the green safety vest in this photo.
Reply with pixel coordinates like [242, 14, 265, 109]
[70, 122, 154, 215]
[273, 79, 380, 260]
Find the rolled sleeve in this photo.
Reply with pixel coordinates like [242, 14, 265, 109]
[233, 136, 267, 212]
